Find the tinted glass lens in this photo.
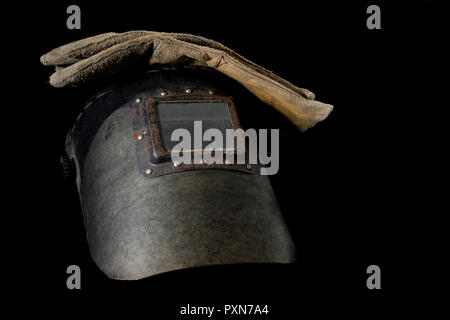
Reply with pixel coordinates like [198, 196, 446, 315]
[156, 101, 234, 151]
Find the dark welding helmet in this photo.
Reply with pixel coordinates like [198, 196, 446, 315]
[65, 67, 296, 280]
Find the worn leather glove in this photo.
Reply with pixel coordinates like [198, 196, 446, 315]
[41, 31, 333, 131]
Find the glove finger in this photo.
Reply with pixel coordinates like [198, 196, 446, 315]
[48, 33, 212, 87]
[40, 31, 154, 66]
[48, 35, 156, 87]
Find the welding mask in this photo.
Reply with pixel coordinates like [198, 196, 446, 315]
[65, 67, 297, 280]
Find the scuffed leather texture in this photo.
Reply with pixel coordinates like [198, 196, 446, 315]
[41, 31, 333, 131]
[80, 105, 296, 280]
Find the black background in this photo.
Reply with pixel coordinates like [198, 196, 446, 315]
[2, 0, 448, 316]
